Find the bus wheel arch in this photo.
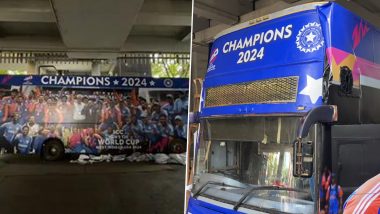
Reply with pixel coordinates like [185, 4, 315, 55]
[41, 138, 65, 161]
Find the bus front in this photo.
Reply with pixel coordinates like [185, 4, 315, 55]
[189, 3, 330, 214]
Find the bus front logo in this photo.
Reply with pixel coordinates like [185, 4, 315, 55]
[296, 22, 324, 53]
[207, 48, 219, 72]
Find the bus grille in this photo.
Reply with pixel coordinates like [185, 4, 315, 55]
[205, 76, 299, 107]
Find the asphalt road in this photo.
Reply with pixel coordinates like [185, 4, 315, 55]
[0, 155, 185, 214]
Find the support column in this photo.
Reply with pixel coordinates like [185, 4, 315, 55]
[91, 62, 101, 76]
[27, 61, 36, 75]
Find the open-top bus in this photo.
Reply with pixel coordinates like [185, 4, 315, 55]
[0, 75, 188, 160]
[188, 2, 380, 213]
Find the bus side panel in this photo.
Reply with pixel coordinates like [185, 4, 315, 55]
[331, 124, 380, 201]
[187, 197, 243, 214]
[319, 3, 380, 124]
[0, 75, 189, 156]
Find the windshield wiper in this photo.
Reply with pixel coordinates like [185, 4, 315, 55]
[233, 185, 307, 211]
[193, 181, 243, 199]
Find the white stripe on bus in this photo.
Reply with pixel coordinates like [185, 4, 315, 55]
[359, 191, 380, 214]
[353, 183, 380, 214]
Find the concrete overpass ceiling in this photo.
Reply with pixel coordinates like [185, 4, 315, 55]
[194, 0, 253, 26]
[336, 0, 380, 27]
[0, 0, 191, 56]
[51, 0, 144, 50]
[130, 25, 190, 38]
[0, 22, 60, 37]
[141, 0, 191, 13]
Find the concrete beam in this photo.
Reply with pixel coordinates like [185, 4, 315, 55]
[0, 35, 190, 53]
[0, 0, 55, 23]
[51, 0, 144, 49]
[181, 32, 192, 42]
[194, 1, 238, 25]
[193, 23, 230, 45]
[141, 0, 191, 14]
[240, 0, 312, 22]
[0, 36, 66, 51]
[66, 52, 119, 59]
[135, 12, 191, 26]
[122, 36, 190, 53]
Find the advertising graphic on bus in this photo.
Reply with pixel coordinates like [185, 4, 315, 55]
[188, 2, 380, 214]
[0, 75, 188, 161]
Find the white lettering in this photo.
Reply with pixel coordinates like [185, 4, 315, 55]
[96, 77, 104, 86]
[87, 77, 95, 85]
[57, 77, 65, 85]
[222, 24, 293, 54]
[264, 30, 274, 43]
[274, 27, 285, 40]
[236, 39, 243, 50]
[223, 42, 229, 53]
[104, 77, 110, 86]
[49, 76, 57, 85]
[284, 24, 293, 38]
[76, 76, 83, 85]
[243, 36, 253, 48]
[41, 76, 49, 84]
[253, 34, 261, 46]
[66, 77, 76, 85]
[229, 40, 237, 52]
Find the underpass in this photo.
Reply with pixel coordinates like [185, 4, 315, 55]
[0, 155, 185, 214]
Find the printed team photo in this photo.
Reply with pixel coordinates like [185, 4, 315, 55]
[0, 0, 379, 214]
[0, 75, 189, 160]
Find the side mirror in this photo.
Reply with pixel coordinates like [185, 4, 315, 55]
[293, 105, 337, 178]
[297, 105, 337, 138]
[293, 139, 314, 177]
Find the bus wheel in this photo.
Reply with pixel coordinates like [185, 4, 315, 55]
[169, 139, 186, 154]
[42, 139, 64, 161]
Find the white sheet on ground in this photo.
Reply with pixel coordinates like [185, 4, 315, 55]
[69, 152, 186, 165]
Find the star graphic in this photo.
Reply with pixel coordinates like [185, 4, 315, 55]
[149, 80, 155, 86]
[299, 75, 323, 104]
[113, 79, 119, 85]
[305, 32, 316, 42]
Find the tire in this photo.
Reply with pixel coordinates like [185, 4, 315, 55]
[169, 138, 187, 154]
[42, 139, 64, 161]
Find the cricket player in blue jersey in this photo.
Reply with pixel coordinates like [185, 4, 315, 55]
[0, 113, 22, 153]
[14, 126, 33, 154]
[173, 91, 188, 123]
[161, 94, 174, 120]
[141, 115, 159, 144]
[174, 115, 187, 139]
[326, 174, 344, 214]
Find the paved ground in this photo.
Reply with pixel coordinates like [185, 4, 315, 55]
[0, 155, 185, 214]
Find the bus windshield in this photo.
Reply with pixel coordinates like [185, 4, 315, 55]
[193, 116, 316, 213]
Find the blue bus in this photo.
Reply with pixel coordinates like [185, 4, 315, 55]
[0, 75, 188, 160]
[188, 2, 380, 213]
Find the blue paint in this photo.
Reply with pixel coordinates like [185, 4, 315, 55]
[0, 75, 189, 89]
[201, 5, 326, 117]
[187, 197, 244, 214]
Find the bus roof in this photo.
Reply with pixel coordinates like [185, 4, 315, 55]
[215, 2, 328, 40]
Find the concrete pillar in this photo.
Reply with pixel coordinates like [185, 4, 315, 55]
[190, 46, 209, 111]
[27, 61, 36, 75]
[91, 62, 101, 76]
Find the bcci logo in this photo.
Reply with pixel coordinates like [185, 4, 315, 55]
[207, 48, 218, 72]
[163, 79, 173, 88]
[296, 22, 324, 53]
